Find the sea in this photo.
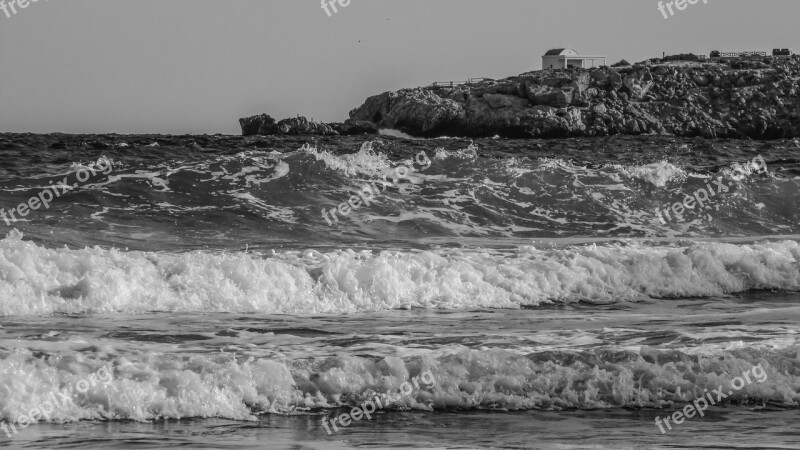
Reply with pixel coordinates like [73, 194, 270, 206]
[0, 132, 798, 449]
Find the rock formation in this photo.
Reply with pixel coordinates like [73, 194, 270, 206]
[239, 115, 378, 137]
[346, 56, 800, 139]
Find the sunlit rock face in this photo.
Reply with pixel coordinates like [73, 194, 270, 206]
[347, 57, 800, 139]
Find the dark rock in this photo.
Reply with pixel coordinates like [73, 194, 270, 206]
[331, 119, 379, 135]
[349, 89, 465, 136]
[276, 117, 337, 135]
[528, 85, 574, 107]
[239, 114, 341, 136]
[608, 70, 624, 90]
[483, 93, 515, 109]
[240, 114, 278, 136]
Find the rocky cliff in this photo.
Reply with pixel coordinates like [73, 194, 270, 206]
[347, 57, 800, 139]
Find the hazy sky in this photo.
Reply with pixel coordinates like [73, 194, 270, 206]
[0, 0, 797, 134]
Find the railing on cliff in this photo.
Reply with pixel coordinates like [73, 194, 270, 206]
[710, 51, 768, 59]
[427, 78, 494, 89]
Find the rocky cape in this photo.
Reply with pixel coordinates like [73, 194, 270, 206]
[241, 56, 800, 140]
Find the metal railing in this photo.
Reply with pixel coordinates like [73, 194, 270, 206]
[710, 51, 767, 59]
[428, 77, 494, 88]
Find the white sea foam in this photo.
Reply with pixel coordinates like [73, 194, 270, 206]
[0, 231, 798, 316]
[0, 346, 796, 423]
[378, 129, 417, 139]
[626, 160, 687, 187]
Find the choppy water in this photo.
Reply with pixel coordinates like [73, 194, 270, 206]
[0, 133, 799, 448]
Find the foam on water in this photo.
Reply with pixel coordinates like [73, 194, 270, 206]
[1, 345, 797, 424]
[626, 161, 687, 187]
[1, 231, 799, 316]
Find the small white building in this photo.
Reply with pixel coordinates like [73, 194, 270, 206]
[542, 48, 606, 70]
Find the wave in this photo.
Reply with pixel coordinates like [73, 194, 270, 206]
[1, 231, 798, 316]
[0, 346, 796, 424]
[1, 139, 798, 249]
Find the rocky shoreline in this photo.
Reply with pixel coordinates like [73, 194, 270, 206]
[239, 114, 378, 137]
[241, 56, 800, 140]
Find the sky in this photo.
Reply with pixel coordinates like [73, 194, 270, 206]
[0, 0, 797, 135]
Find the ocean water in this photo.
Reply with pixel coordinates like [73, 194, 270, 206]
[0, 134, 799, 449]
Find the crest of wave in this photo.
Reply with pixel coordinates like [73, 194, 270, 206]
[1, 346, 796, 421]
[301, 141, 477, 179]
[2, 231, 800, 316]
[302, 141, 395, 178]
[534, 158, 686, 188]
[432, 142, 478, 160]
[625, 161, 687, 187]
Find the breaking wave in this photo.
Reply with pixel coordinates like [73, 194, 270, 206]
[1, 346, 796, 423]
[1, 230, 798, 316]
